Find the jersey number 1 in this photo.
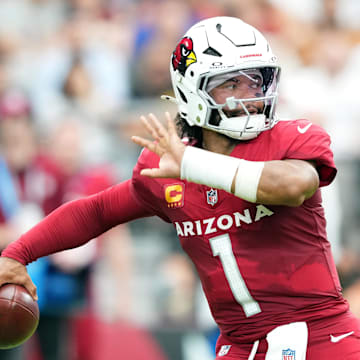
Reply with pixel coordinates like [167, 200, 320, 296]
[210, 234, 261, 317]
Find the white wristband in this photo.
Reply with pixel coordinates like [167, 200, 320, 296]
[234, 160, 264, 202]
[180, 146, 240, 193]
[180, 146, 264, 203]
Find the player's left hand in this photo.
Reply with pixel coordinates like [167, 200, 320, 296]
[132, 112, 185, 179]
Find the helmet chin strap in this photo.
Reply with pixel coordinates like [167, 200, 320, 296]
[214, 109, 266, 140]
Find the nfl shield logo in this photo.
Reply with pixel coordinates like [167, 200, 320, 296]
[206, 188, 218, 206]
[282, 348, 295, 360]
[218, 345, 231, 356]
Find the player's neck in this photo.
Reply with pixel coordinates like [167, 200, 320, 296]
[201, 129, 238, 155]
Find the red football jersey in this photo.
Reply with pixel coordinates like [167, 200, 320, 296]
[2, 119, 349, 343]
[131, 119, 348, 343]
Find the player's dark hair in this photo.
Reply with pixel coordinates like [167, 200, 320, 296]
[175, 112, 203, 147]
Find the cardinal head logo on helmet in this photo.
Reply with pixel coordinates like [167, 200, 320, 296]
[172, 37, 197, 76]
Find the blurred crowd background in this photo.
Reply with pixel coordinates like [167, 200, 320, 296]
[0, 0, 359, 359]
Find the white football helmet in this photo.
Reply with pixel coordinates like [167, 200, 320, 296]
[168, 16, 281, 140]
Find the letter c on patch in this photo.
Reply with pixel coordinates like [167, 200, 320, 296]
[165, 184, 182, 203]
[164, 183, 185, 208]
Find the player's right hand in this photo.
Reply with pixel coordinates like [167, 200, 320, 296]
[0, 257, 37, 301]
[131, 112, 186, 179]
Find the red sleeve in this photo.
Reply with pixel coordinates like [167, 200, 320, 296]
[281, 120, 337, 187]
[131, 149, 171, 222]
[1, 180, 152, 265]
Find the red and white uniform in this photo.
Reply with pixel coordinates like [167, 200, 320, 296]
[131, 120, 348, 339]
[3, 119, 360, 359]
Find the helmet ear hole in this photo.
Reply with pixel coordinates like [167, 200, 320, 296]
[208, 110, 221, 126]
[177, 87, 188, 103]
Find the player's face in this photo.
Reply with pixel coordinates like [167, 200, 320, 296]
[209, 72, 265, 117]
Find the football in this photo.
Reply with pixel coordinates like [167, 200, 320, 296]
[0, 284, 39, 349]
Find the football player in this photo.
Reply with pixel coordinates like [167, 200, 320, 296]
[1, 17, 359, 359]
